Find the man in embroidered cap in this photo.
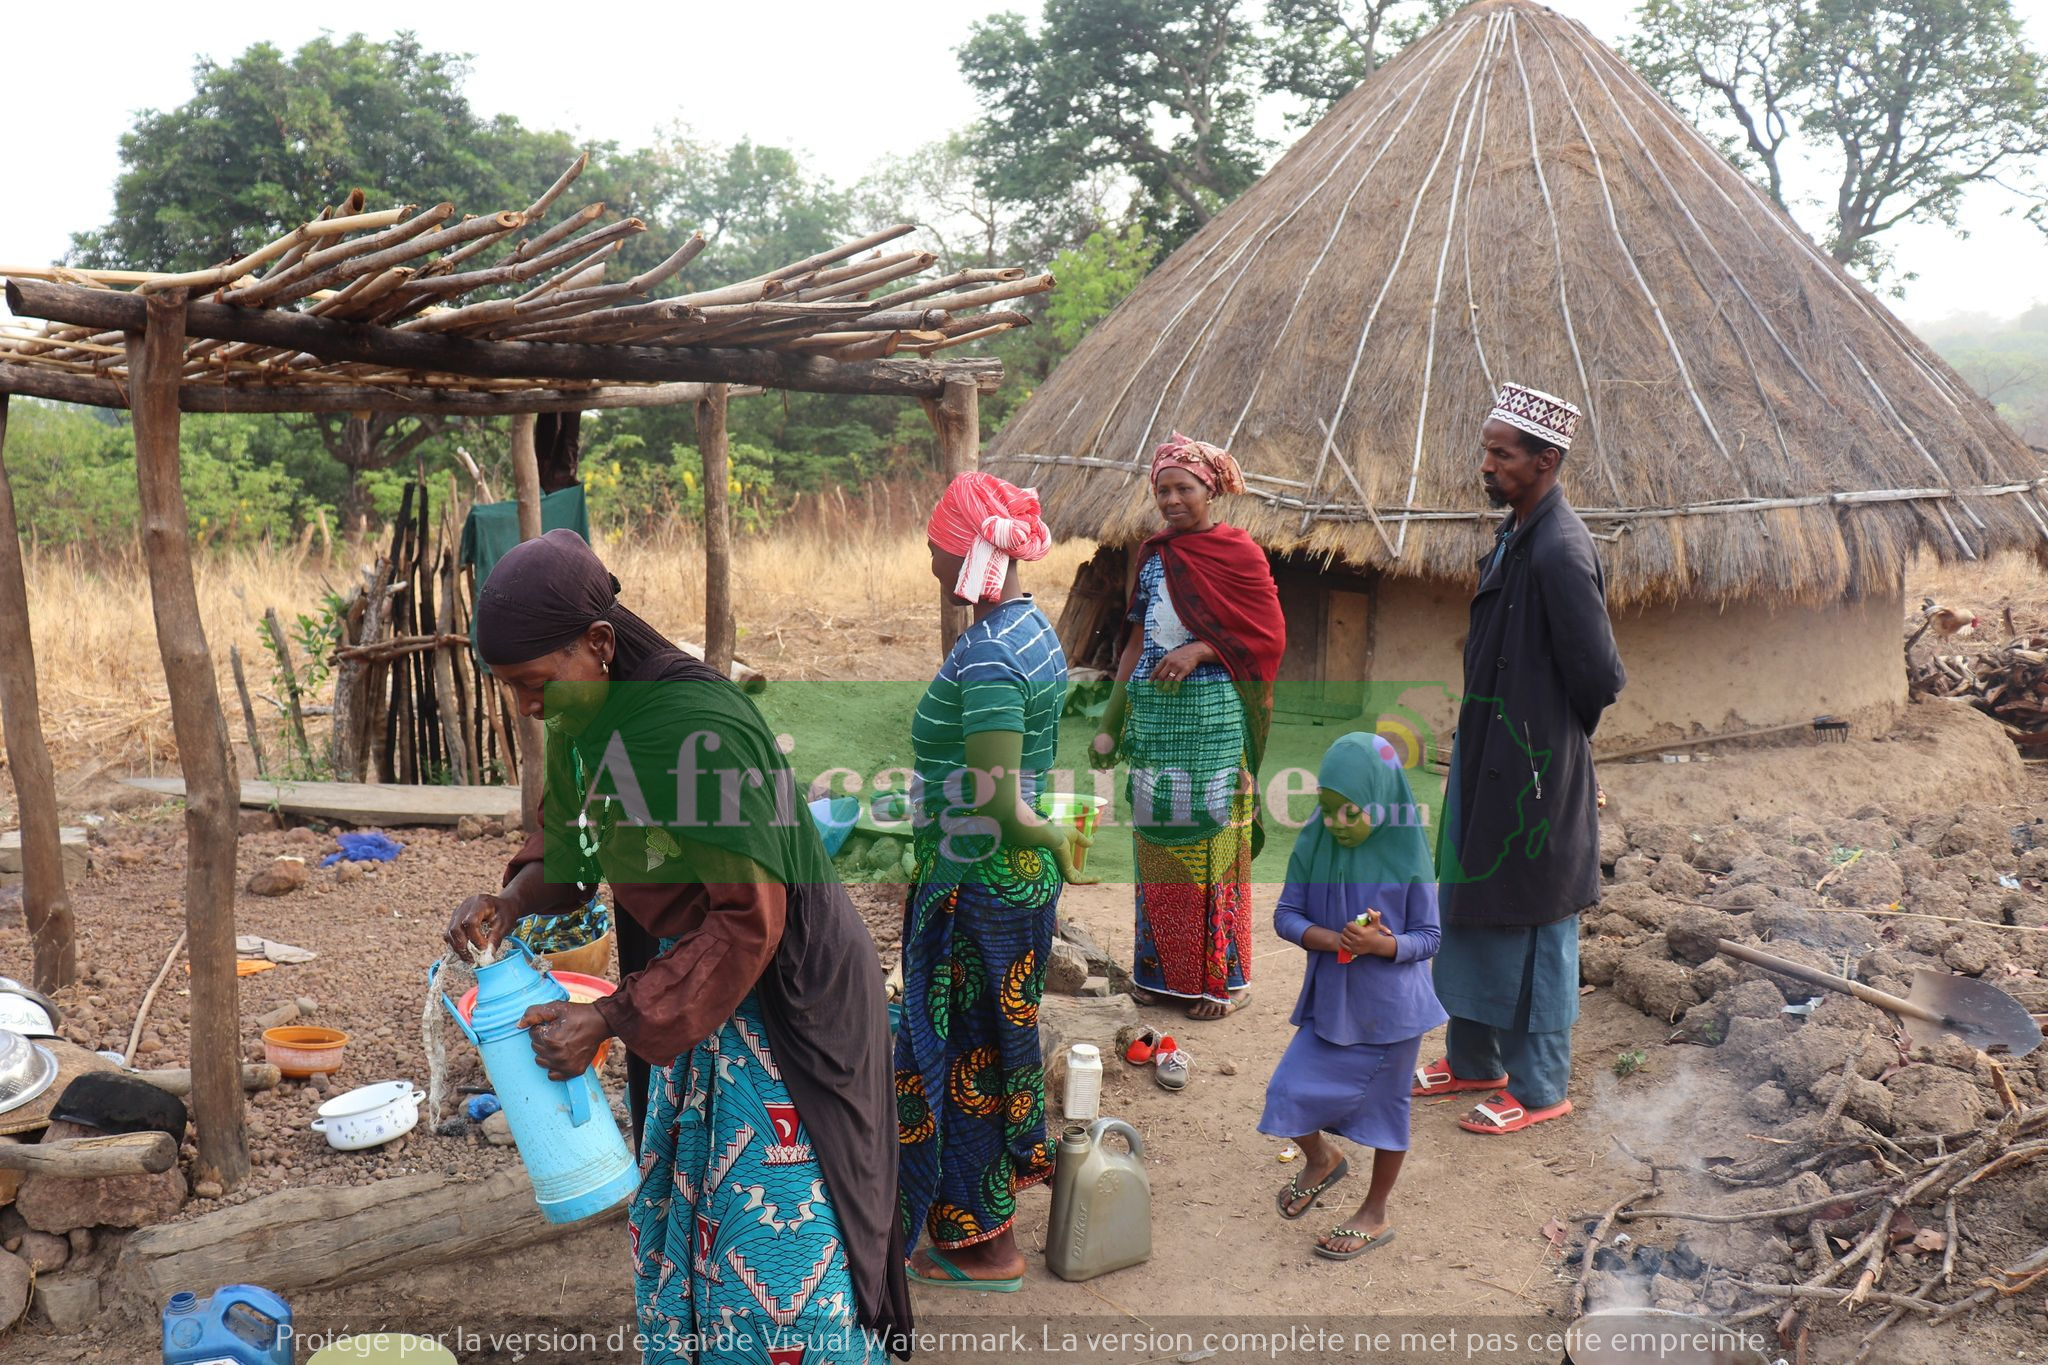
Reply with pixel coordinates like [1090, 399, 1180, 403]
[1416, 383, 1625, 1137]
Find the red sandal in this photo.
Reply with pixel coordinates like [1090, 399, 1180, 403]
[1456, 1090, 1573, 1135]
[1411, 1059, 1509, 1098]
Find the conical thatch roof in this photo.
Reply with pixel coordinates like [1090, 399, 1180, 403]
[987, 0, 2048, 607]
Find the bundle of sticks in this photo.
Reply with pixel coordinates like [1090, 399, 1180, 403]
[1909, 616, 2048, 755]
[0, 153, 1050, 385]
[326, 470, 511, 785]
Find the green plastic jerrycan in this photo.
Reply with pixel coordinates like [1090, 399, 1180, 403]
[1046, 1116, 1151, 1281]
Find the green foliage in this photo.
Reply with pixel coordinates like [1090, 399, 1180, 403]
[1630, 0, 2048, 280]
[3, 403, 323, 548]
[1262, 1, 1454, 121]
[1923, 304, 2048, 445]
[1046, 226, 1159, 348]
[1613, 1048, 1649, 1079]
[71, 34, 594, 270]
[961, 0, 1270, 246]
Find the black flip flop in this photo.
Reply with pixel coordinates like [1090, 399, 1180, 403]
[1315, 1226, 1396, 1262]
[1275, 1156, 1349, 1220]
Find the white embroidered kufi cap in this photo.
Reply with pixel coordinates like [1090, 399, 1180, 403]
[1489, 383, 1582, 450]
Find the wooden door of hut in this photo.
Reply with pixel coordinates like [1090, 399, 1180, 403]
[1271, 555, 1374, 721]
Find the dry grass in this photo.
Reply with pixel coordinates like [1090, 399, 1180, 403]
[8, 492, 1096, 776]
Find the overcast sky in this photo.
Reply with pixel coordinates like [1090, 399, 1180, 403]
[2, 0, 2044, 326]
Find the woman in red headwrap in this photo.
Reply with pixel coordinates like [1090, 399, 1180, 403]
[1092, 435, 1285, 1024]
[896, 472, 1093, 1290]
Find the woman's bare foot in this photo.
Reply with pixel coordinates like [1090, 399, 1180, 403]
[1316, 1209, 1393, 1256]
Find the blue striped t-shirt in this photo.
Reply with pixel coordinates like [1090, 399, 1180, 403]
[911, 596, 1067, 821]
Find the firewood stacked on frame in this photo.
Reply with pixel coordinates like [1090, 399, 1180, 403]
[0, 154, 1049, 387]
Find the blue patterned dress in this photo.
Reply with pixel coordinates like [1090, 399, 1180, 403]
[628, 984, 879, 1364]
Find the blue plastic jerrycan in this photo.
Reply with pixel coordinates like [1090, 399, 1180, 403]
[433, 939, 640, 1223]
[161, 1284, 291, 1365]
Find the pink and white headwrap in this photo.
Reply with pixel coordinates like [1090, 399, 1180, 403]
[927, 472, 1052, 603]
[1151, 432, 1247, 495]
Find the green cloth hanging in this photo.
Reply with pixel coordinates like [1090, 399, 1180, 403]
[458, 485, 591, 662]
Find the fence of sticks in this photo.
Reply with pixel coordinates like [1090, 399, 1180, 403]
[1909, 612, 2048, 758]
[229, 468, 519, 787]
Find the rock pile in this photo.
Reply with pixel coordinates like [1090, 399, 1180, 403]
[1588, 802, 2048, 1139]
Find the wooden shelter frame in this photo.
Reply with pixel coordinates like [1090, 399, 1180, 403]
[0, 164, 1017, 1188]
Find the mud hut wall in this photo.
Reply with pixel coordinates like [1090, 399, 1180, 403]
[1365, 574, 1906, 751]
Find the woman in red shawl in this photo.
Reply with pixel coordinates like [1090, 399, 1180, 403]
[1092, 435, 1284, 1022]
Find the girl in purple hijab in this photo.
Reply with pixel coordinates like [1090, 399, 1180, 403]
[1259, 732, 1445, 1261]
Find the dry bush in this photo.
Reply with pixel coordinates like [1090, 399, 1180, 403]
[8, 488, 1097, 776]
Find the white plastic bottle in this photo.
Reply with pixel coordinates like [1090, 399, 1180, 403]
[1063, 1043, 1103, 1121]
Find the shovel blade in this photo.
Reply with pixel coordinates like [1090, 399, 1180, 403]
[1906, 969, 2043, 1058]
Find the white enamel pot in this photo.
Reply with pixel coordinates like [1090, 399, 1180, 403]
[310, 1080, 425, 1151]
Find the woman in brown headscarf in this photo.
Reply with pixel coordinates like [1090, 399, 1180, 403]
[444, 530, 908, 1363]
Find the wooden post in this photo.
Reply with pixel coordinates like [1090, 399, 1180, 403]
[926, 375, 981, 656]
[125, 290, 249, 1189]
[227, 646, 267, 777]
[696, 384, 735, 677]
[509, 414, 545, 834]
[262, 608, 311, 763]
[0, 394, 78, 992]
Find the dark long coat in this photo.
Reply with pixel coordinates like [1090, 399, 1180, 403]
[1438, 485, 1625, 929]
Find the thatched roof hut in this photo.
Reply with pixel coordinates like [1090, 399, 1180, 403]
[989, 0, 2047, 749]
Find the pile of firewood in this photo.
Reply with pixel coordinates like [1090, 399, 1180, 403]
[1909, 625, 2048, 755]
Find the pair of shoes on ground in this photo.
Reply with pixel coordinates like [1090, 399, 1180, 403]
[1410, 1058, 1573, 1133]
[1124, 1028, 1190, 1090]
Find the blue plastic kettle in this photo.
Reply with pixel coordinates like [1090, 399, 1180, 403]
[432, 939, 639, 1223]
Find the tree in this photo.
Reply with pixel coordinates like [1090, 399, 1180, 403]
[961, 0, 1269, 244]
[1631, 0, 2048, 279]
[1262, 0, 1454, 122]
[64, 33, 653, 520]
[857, 134, 1017, 271]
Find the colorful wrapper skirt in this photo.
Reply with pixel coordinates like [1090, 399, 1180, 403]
[894, 831, 1060, 1252]
[1131, 790, 1254, 1004]
[628, 985, 877, 1365]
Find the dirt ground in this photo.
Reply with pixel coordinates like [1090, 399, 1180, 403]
[4, 552, 2047, 1363]
[7, 765, 2046, 1363]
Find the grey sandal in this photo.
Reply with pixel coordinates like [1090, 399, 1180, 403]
[1275, 1156, 1349, 1219]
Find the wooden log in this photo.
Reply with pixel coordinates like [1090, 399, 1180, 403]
[928, 375, 980, 657]
[128, 1063, 282, 1097]
[436, 153, 591, 274]
[510, 415, 545, 834]
[7, 280, 1006, 397]
[115, 1165, 621, 1301]
[698, 385, 735, 678]
[0, 1132, 177, 1178]
[227, 645, 267, 778]
[0, 394, 77, 991]
[432, 552, 472, 787]
[134, 207, 416, 294]
[262, 608, 311, 763]
[125, 290, 249, 1190]
[219, 212, 525, 308]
